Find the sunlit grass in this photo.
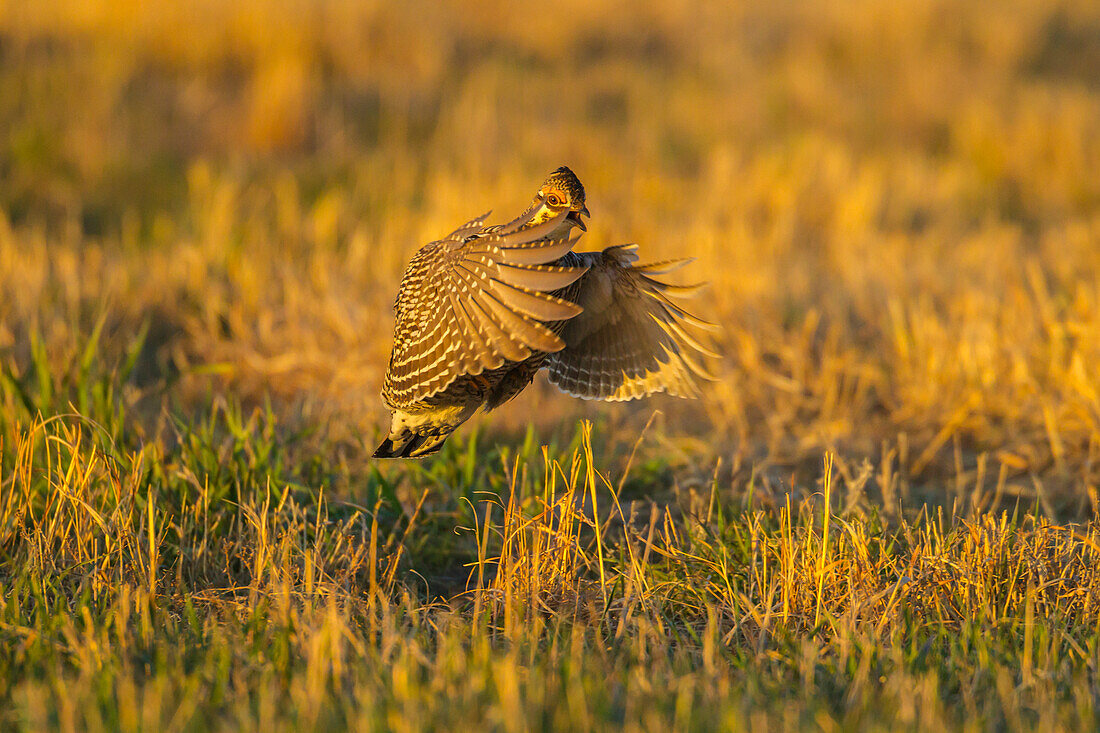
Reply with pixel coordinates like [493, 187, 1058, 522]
[3, 395, 1100, 729]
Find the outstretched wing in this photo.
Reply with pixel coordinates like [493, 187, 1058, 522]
[383, 211, 589, 409]
[547, 245, 718, 401]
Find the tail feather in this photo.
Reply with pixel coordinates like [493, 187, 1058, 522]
[372, 430, 451, 459]
[407, 433, 450, 457]
[372, 437, 402, 458]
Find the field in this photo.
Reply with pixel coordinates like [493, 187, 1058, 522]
[4, 0, 1100, 729]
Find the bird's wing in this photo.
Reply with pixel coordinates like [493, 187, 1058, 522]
[383, 211, 589, 408]
[546, 245, 718, 401]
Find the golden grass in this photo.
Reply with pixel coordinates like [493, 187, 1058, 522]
[3, 413, 1100, 729]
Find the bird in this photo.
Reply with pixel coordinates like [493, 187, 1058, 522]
[373, 166, 717, 458]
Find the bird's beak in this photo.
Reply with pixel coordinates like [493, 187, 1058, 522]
[569, 206, 590, 232]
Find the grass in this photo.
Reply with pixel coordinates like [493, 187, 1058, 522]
[3, 0, 1100, 729]
[4, 388, 1100, 730]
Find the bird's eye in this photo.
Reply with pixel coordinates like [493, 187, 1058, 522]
[547, 194, 562, 206]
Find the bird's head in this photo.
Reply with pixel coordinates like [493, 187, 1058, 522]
[522, 166, 590, 234]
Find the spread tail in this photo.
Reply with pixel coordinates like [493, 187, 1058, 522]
[372, 430, 450, 459]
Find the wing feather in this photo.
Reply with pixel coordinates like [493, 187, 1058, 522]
[487, 279, 584, 321]
[468, 294, 531, 362]
[547, 246, 719, 402]
[495, 262, 589, 290]
[382, 213, 587, 408]
[631, 257, 693, 275]
[475, 290, 565, 353]
[495, 212, 572, 247]
[498, 236, 581, 265]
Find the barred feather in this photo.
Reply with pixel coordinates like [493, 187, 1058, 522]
[377, 165, 717, 460]
[382, 210, 588, 409]
[545, 246, 718, 401]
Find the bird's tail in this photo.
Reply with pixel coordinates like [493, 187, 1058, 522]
[372, 429, 450, 459]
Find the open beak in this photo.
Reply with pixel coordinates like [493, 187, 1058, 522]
[568, 205, 590, 232]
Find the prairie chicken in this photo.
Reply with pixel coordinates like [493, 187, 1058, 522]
[374, 166, 716, 458]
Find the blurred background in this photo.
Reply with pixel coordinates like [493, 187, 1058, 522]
[3, 0, 1100, 512]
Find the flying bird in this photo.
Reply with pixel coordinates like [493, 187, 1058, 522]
[374, 166, 716, 458]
